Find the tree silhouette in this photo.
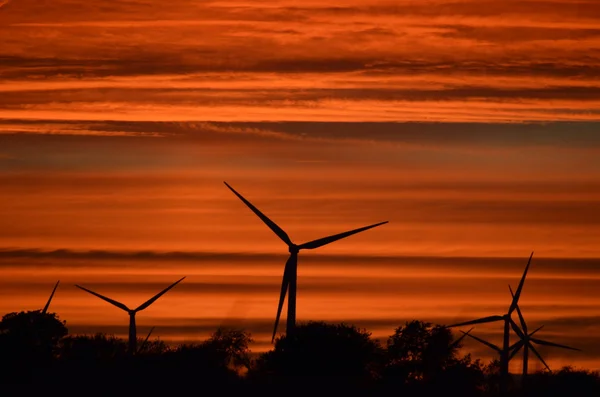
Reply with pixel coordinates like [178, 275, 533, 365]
[383, 320, 485, 396]
[0, 313, 594, 397]
[385, 321, 458, 380]
[519, 366, 600, 397]
[250, 320, 383, 397]
[0, 310, 68, 390]
[202, 327, 253, 372]
[58, 333, 129, 361]
[136, 336, 169, 355]
[0, 311, 67, 363]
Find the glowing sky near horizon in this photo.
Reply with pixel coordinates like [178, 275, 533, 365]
[1, 0, 600, 372]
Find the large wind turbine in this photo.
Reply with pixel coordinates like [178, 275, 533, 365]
[76, 277, 185, 354]
[224, 181, 388, 342]
[446, 252, 534, 395]
[508, 285, 580, 377]
[41, 280, 60, 314]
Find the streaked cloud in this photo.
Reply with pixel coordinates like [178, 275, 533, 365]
[1, 0, 600, 124]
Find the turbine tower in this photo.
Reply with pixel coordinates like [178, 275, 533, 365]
[446, 252, 534, 395]
[508, 285, 580, 378]
[41, 280, 60, 314]
[76, 277, 185, 354]
[224, 181, 388, 342]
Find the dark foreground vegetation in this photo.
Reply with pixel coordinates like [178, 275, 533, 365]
[1, 311, 598, 397]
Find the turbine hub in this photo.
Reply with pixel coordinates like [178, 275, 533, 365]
[289, 244, 299, 254]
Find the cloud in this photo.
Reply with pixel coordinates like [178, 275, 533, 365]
[3, 120, 600, 152]
[2, 1, 600, 123]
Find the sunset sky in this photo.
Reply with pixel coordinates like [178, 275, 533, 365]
[1, 0, 600, 372]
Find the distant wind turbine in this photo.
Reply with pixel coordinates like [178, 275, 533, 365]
[461, 329, 503, 356]
[459, 328, 525, 369]
[41, 280, 60, 314]
[507, 285, 580, 377]
[446, 252, 534, 395]
[76, 277, 185, 354]
[137, 326, 156, 354]
[450, 327, 474, 349]
[224, 181, 388, 342]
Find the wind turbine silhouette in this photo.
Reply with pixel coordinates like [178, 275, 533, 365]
[224, 181, 388, 342]
[41, 280, 60, 314]
[460, 328, 504, 356]
[446, 252, 534, 395]
[137, 326, 156, 354]
[459, 327, 526, 372]
[76, 277, 185, 354]
[507, 285, 580, 377]
[451, 327, 474, 349]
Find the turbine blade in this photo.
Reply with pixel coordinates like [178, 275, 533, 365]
[509, 340, 525, 360]
[509, 285, 527, 333]
[298, 221, 388, 250]
[224, 182, 293, 246]
[531, 338, 581, 351]
[463, 332, 502, 352]
[509, 340, 522, 350]
[134, 277, 186, 312]
[75, 284, 130, 312]
[446, 315, 505, 328]
[510, 318, 526, 340]
[138, 326, 155, 354]
[510, 252, 534, 314]
[529, 342, 551, 372]
[272, 255, 293, 342]
[529, 325, 544, 337]
[450, 327, 474, 348]
[42, 280, 60, 314]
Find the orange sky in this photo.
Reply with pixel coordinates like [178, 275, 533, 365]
[1, 0, 600, 372]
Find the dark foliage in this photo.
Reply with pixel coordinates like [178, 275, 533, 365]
[0, 315, 598, 397]
[381, 320, 486, 396]
[0, 311, 67, 367]
[515, 366, 600, 397]
[249, 321, 384, 395]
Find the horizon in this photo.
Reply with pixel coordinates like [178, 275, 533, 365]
[1, 0, 600, 374]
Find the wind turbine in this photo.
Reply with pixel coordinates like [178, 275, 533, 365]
[76, 277, 185, 354]
[460, 329, 504, 358]
[508, 285, 580, 377]
[459, 327, 527, 369]
[224, 181, 388, 342]
[41, 280, 60, 314]
[137, 326, 156, 354]
[446, 252, 534, 395]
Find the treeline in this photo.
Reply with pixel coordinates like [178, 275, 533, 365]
[1, 310, 598, 397]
